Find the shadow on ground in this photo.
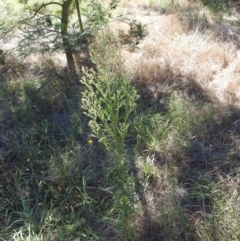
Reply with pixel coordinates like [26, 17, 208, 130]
[1, 50, 240, 240]
[131, 78, 240, 240]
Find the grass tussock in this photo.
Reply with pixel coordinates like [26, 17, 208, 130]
[1, 0, 240, 240]
[122, 6, 239, 105]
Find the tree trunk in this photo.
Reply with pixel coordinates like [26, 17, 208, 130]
[61, 0, 78, 81]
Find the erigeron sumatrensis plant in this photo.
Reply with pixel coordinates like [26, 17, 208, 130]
[81, 36, 139, 238]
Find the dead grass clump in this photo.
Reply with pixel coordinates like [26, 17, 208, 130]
[108, 21, 136, 48]
[213, 23, 240, 48]
[0, 50, 68, 82]
[124, 18, 237, 103]
[130, 56, 178, 84]
[119, 0, 240, 107]
[134, 159, 191, 240]
[185, 11, 209, 32]
[209, 59, 240, 106]
[157, 14, 184, 36]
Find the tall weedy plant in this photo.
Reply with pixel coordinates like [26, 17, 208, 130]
[81, 35, 139, 238]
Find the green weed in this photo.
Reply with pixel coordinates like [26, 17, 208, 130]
[81, 34, 139, 238]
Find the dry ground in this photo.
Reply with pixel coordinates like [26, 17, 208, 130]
[117, 0, 240, 107]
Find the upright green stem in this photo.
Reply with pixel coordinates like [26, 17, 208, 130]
[75, 0, 84, 33]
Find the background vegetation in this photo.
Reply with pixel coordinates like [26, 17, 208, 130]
[0, 0, 240, 240]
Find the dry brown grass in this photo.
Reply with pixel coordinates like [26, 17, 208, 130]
[0, 51, 68, 83]
[117, 1, 240, 107]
